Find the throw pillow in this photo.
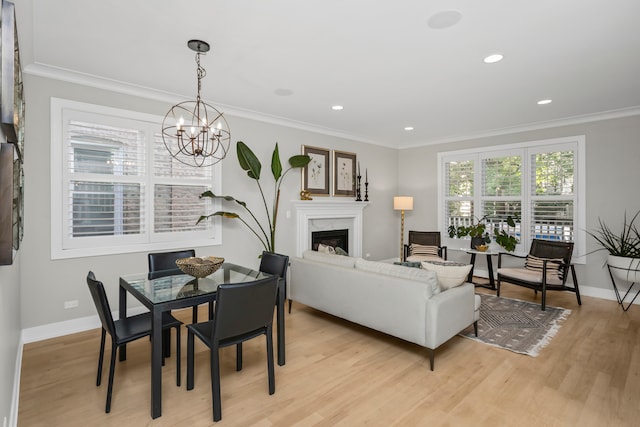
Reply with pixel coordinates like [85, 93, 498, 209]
[393, 261, 422, 268]
[410, 244, 439, 257]
[421, 261, 472, 291]
[318, 243, 336, 254]
[524, 255, 565, 278]
[334, 246, 349, 256]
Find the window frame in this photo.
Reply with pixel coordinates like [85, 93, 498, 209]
[437, 135, 586, 263]
[51, 98, 222, 260]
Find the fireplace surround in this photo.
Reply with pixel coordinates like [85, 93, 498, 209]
[293, 200, 368, 257]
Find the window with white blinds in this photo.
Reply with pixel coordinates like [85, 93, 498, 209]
[438, 136, 585, 259]
[51, 99, 221, 259]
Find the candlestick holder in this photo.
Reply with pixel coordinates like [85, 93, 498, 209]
[364, 181, 369, 201]
[356, 175, 362, 201]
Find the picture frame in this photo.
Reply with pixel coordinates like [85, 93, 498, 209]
[1, 1, 24, 162]
[333, 150, 357, 197]
[302, 145, 330, 196]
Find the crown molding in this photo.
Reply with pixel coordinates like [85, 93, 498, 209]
[24, 62, 379, 146]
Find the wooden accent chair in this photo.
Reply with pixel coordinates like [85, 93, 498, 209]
[496, 239, 581, 310]
[403, 231, 447, 262]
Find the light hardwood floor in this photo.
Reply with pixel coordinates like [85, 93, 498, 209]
[18, 283, 640, 427]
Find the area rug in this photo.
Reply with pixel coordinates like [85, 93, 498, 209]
[459, 293, 571, 356]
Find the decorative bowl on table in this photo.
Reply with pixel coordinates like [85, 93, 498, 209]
[176, 256, 224, 278]
[475, 244, 489, 252]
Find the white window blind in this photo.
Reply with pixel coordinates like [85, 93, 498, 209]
[51, 99, 222, 259]
[438, 136, 585, 260]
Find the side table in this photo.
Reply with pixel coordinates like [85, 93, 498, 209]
[465, 249, 500, 290]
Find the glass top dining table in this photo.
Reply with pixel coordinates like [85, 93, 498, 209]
[119, 262, 278, 419]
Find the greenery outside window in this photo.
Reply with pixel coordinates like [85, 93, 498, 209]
[51, 99, 221, 259]
[438, 136, 585, 261]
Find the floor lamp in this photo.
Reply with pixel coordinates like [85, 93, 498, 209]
[393, 196, 414, 261]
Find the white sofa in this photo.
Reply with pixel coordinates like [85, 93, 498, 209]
[290, 250, 480, 370]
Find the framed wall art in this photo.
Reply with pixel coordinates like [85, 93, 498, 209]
[333, 150, 356, 197]
[0, 143, 13, 264]
[302, 145, 330, 196]
[1, 0, 24, 162]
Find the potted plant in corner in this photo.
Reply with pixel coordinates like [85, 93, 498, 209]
[197, 141, 311, 253]
[587, 210, 640, 283]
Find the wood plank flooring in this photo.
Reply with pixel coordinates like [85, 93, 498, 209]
[18, 284, 640, 426]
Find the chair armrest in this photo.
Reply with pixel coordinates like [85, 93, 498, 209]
[497, 252, 526, 268]
[439, 246, 448, 261]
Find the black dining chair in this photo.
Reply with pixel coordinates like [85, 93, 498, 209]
[259, 251, 289, 364]
[148, 249, 213, 324]
[86, 271, 182, 413]
[186, 275, 279, 422]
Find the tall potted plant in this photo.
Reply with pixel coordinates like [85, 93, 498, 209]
[587, 210, 640, 282]
[197, 141, 311, 253]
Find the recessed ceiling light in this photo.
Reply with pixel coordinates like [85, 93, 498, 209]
[331, 105, 343, 111]
[483, 54, 504, 64]
[404, 126, 414, 131]
[537, 99, 552, 105]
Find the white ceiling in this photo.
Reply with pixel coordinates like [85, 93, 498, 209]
[14, 0, 640, 148]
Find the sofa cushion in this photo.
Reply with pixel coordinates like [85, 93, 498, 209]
[421, 261, 472, 291]
[302, 250, 356, 268]
[355, 258, 439, 294]
[524, 255, 564, 279]
[410, 243, 439, 256]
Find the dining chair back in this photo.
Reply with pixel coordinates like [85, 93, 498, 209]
[259, 251, 289, 365]
[186, 275, 279, 422]
[86, 271, 182, 413]
[148, 249, 195, 278]
[148, 249, 209, 323]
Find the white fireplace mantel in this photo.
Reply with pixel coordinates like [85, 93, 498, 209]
[293, 199, 369, 257]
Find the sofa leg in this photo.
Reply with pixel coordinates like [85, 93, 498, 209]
[428, 348, 435, 371]
[288, 299, 292, 314]
[473, 320, 478, 337]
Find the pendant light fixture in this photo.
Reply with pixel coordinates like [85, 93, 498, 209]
[162, 40, 230, 167]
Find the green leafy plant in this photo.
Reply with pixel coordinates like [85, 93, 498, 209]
[586, 210, 640, 258]
[493, 215, 519, 252]
[448, 215, 491, 243]
[448, 214, 520, 251]
[197, 141, 311, 252]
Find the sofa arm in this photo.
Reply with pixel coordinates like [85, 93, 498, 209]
[425, 283, 476, 349]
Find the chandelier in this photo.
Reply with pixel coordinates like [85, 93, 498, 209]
[162, 40, 230, 167]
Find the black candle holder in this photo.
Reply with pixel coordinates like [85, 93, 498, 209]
[364, 181, 369, 201]
[356, 175, 362, 201]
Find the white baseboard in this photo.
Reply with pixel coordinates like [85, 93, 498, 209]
[21, 306, 148, 344]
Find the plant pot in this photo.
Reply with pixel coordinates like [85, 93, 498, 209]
[471, 237, 486, 250]
[607, 255, 640, 283]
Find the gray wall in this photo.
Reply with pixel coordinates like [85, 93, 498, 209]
[398, 114, 640, 292]
[20, 73, 399, 330]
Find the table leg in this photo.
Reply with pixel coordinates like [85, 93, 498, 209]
[486, 254, 496, 290]
[277, 278, 286, 366]
[467, 253, 477, 283]
[118, 283, 127, 361]
[151, 309, 163, 419]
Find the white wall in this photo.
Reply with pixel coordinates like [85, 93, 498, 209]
[398, 114, 640, 293]
[20, 73, 399, 330]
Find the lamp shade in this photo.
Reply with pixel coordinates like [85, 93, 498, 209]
[393, 196, 414, 211]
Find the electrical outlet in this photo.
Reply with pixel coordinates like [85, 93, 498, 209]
[64, 300, 79, 309]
